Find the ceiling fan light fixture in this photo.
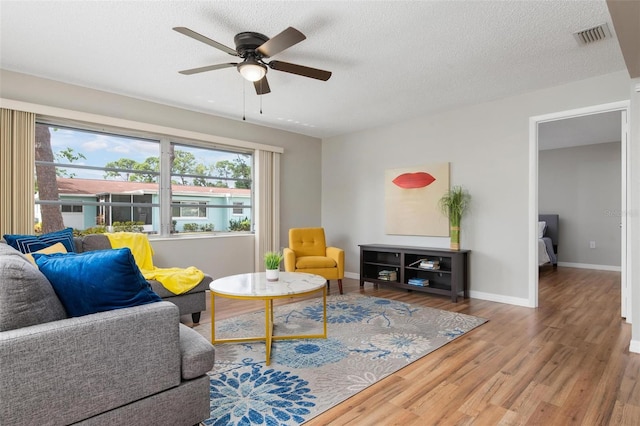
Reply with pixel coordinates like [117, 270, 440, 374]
[238, 60, 267, 82]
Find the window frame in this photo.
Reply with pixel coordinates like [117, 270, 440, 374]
[33, 121, 255, 236]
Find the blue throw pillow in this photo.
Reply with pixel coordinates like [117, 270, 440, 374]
[34, 248, 161, 317]
[3, 227, 75, 254]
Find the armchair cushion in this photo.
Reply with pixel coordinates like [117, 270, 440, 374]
[288, 227, 328, 257]
[34, 247, 161, 317]
[0, 243, 67, 332]
[296, 255, 337, 269]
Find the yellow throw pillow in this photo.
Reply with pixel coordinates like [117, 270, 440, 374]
[25, 242, 68, 266]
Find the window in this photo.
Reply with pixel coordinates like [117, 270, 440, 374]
[61, 205, 83, 213]
[232, 202, 244, 215]
[34, 122, 253, 235]
[172, 201, 207, 218]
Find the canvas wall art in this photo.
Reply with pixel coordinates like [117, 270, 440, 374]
[385, 163, 450, 236]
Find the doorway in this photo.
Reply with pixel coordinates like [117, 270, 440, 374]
[528, 101, 630, 318]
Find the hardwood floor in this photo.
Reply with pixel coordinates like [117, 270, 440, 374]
[189, 267, 640, 425]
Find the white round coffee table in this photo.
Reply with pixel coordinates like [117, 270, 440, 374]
[209, 272, 327, 365]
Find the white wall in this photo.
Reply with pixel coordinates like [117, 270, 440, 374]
[539, 142, 621, 268]
[151, 234, 254, 279]
[0, 69, 322, 277]
[322, 71, 631, 305]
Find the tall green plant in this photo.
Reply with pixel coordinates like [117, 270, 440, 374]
[438, 186, 471, 250]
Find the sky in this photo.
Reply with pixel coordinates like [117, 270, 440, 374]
[46, 125, 247, 181]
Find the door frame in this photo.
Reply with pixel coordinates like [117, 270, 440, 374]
[528, 100, 630, 317]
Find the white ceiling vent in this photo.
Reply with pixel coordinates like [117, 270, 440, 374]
[573, 23, 612, 45]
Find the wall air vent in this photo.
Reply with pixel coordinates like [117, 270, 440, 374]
[573, 23, 612, 45]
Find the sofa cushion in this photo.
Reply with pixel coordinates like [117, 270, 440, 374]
[149, 275, 212, 298]
[0, 243, 67, 331]
[34, 248, 162, 317]
[3, 227, 76, 253]
[179, 324, 215, 380]
[80, 234, 112, 252]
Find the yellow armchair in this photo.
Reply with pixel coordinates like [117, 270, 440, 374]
[283, 227, 344, 294]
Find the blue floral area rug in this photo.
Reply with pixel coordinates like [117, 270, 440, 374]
[194, 293, 487, 426]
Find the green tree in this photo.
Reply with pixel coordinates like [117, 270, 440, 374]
[55, 148, 86, 178]
[132, 156, 159, 183]
[193, 163, 216, 187]
[171, 150, 197, 185]
[211, 160, 234, 187]
[104, 158, 139, 181]
[232, 155, 252, 189]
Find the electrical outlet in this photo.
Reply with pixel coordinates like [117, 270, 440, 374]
[589, 241, 596, 249]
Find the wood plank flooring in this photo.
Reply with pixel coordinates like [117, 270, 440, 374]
[189, 267, 640, 425]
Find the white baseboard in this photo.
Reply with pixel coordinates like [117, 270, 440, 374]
[346, 272, 531, 308]
[557, 262, 621, 272]
[629, 340, 640, 354]
[468, 290, 533, 307]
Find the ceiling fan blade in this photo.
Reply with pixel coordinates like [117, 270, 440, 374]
[253, 76, 271, 95]
[173, 27, 238, 56]
[178, 63, 237, 75]
[257, 27, 306, 58]
[268, 60, 332, 81]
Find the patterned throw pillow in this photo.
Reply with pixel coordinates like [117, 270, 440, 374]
[34, 247, 161, 317]
[3, 227, 75, 254]
[23, 242, 68, 266]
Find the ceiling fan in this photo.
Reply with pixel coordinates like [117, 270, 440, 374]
[173, 26, 332, 95]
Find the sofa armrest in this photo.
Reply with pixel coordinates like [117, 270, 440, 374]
[179, 324, 215, 380]
[283, 247, 296, 272]
[0, 301, 181, 426]
[326, 246, 345, 278]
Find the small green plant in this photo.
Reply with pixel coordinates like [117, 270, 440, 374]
[264, 251, 283, 270]
[199, 223, 214, 232]
[183, 223, 200, 232]
[229, 216, 251, 231]
[112, 221, 144, 232]
[74, 226, 107, 236]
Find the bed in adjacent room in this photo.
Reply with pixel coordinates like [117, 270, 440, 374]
[538, 214, 558, 267]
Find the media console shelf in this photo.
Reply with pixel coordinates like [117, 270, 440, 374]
[359, 244, 470, 302]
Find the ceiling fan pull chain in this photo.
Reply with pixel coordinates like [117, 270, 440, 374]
[260, 81, 263, 115]
[242, 80, 246, 121]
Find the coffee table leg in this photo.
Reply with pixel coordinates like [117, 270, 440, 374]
[323, 286, 327, 338]
[211, 292, 216, 343]
[265, 299, 273, 366]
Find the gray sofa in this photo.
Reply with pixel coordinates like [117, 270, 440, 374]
[0, 242, 215, 425]
[74, 234, 211, 324]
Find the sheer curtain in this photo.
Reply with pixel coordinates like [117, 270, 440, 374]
[0, 108, 35, 236]
[254, 149, 281, 272]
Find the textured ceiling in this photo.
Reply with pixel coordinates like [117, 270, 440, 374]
[0, 0, 628, 139]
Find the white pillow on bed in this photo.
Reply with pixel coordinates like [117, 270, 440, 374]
[538, 221, 547, 238]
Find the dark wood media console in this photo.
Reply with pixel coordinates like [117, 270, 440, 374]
[359, 244, 470, 302]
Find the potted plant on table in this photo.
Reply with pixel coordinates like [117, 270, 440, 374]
[438, 185, 471, 251]
[264, 251, 284, 281]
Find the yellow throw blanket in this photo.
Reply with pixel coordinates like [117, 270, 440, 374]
[106, 232, 204, 295]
